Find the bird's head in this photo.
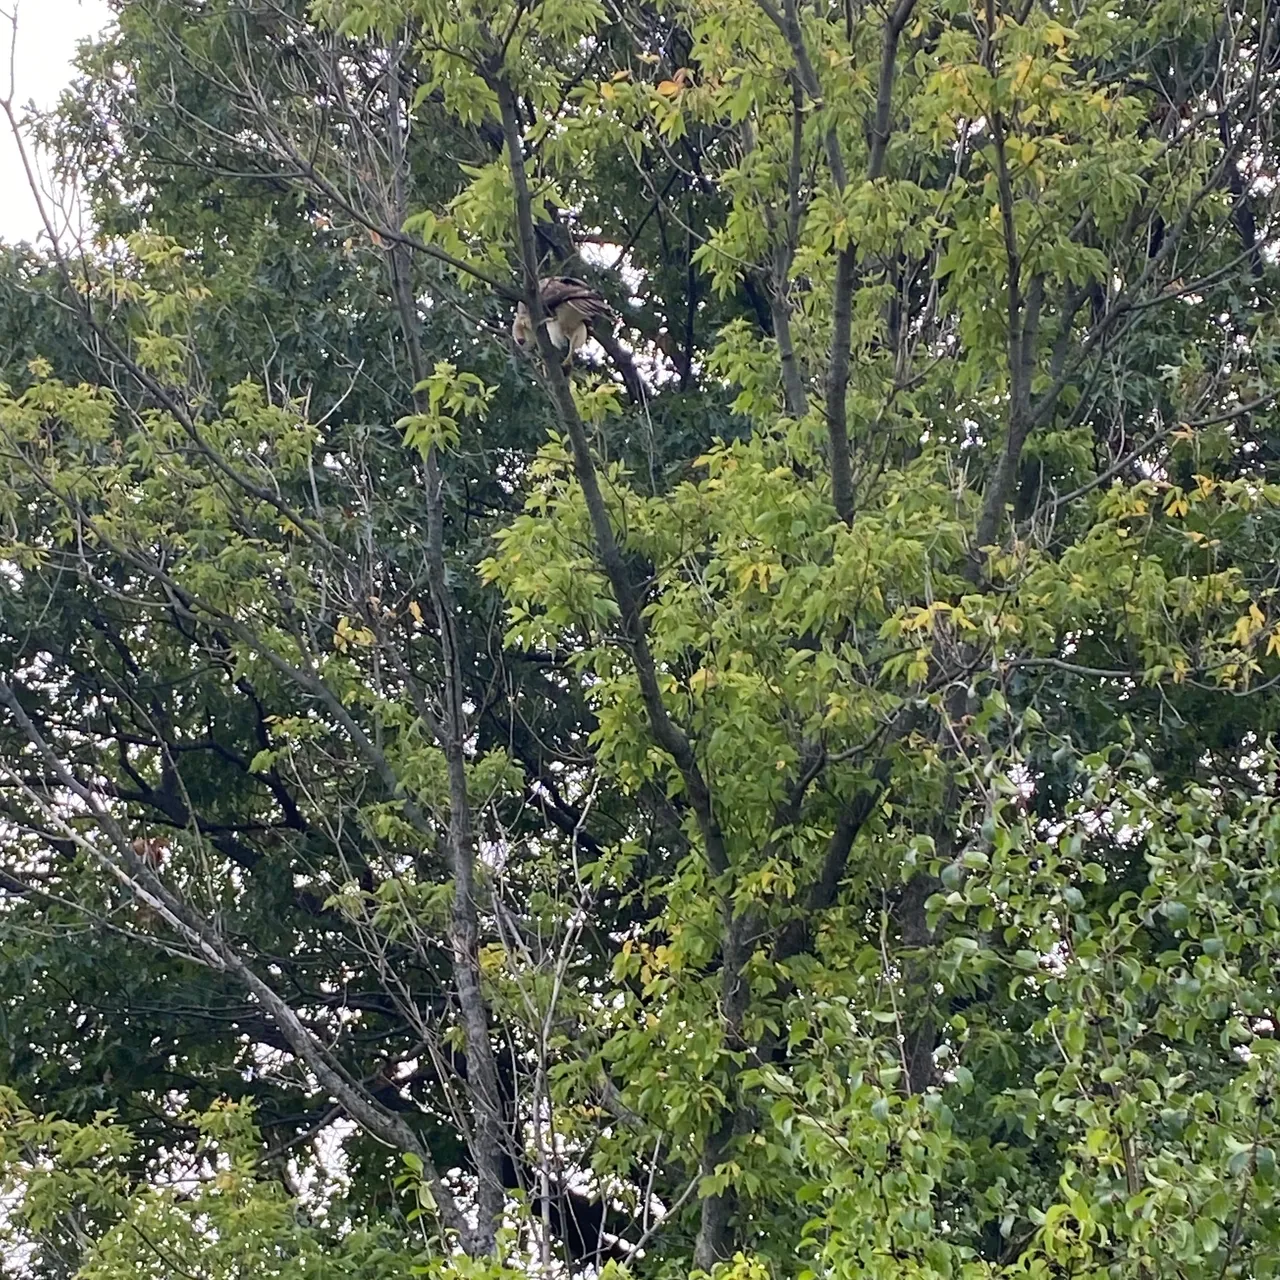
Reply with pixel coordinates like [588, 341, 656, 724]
[511, 301, 533, 348]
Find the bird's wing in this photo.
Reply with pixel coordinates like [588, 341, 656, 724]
[538, 276, 615, 327]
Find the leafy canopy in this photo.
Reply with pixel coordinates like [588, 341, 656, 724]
[1, 0, 1280, 1274]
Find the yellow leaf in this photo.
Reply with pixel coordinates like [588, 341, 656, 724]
[408, 599, 423, 624]
[907, 647, 931, 684]
[656, 80, 681, 96]
[600, 82, 615, 100]
[687, 667, 718, 694]
[1230, 606, 1265, 647]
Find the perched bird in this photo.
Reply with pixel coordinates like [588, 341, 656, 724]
[512, 276, 615, 362]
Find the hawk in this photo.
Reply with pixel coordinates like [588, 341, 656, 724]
[512, 276, 615, 360]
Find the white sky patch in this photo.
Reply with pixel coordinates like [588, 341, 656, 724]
[0, 0, 113, 246]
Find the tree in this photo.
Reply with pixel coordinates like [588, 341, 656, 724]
[3, 0, 1280, 1274]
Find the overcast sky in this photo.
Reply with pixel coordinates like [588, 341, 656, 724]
[0, 0, 114, 245]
